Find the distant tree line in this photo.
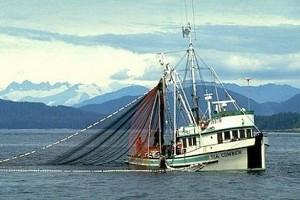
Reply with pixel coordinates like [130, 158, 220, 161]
[0, 99, 103, 129]
[255, 112, 300, 130]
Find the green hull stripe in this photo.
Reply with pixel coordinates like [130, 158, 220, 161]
[129, 154, 210, 166]
[167, 155, 210, 165]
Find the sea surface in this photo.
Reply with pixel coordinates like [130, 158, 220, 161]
[0, 130, 299, 200]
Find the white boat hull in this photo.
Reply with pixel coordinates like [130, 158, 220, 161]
[128, 134, 267, 171]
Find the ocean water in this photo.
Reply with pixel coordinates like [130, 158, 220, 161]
[0, 130, 299, 200]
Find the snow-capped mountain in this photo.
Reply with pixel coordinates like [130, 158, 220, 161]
[76, 85, 149, 107]
[0, 80, 102, 106]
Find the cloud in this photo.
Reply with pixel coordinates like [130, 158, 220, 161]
[1, 24, 300, 55]
[1, 0, 300, 89]
[110, 69, 131, 80]
[134, 66, 163, 81]
[196, 25, 300, 54]
[225, 55, 265, 71]
[1, 0, 300, 36]
[0, 0, 182, 35]
[196, 49, 300, 86]
[0, 35, 157, 91]
[1, 25, 300, 90]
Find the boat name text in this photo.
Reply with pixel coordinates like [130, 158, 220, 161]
[209, 150, 242, 159]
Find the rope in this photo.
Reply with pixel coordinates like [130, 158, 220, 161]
[0, 169, 169, 173]
[0, 91, 149, 164]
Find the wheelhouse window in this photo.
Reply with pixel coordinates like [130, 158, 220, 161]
[246, 129, 252, 138]
[224, 131, 230, 140]
[182, 138, 187, 148]
[217, 132, 223, 144]
[188, 137, 192, 146]
[232, 130, 238, 139]
[192, 137, 197, 146]
[239, 129, 245, 139]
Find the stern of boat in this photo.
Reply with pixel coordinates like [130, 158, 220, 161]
[247, 132, 268, 170]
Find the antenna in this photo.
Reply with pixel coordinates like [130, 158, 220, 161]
[245, 77, 251, 110]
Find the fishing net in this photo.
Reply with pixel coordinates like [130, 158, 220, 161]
[0, 82, 166, 168]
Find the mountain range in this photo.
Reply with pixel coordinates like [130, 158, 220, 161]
[1, 80, 300, 107]
[79, 85, 300, 116]
[0, 99, 103, 129]
[1, 80, 300, 129]
[224, 83, 300, 103]
[0, 80, 102, 106]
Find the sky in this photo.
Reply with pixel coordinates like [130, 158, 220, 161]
[1, 0, 300, 91]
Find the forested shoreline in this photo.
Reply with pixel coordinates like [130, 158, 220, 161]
[256, 112, 300, 131]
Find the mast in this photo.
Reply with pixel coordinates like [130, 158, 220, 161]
[245, 77, 251, 111]
[158, 78, 165, 154]
[183, 23, 199, 123]
[173, 76, 177, 155]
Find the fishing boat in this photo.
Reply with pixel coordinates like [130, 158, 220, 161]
[0, 5, 266, 171]
[0, 25, 268, 172]
[127, 23, 268, 171]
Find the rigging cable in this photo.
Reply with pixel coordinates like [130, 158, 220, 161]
[192, 0, 197, 40]
[184, 0, 188, 23]
[194, 51, 262, 132]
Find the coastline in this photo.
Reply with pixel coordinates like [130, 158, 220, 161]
[264, 129, 300, 133]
